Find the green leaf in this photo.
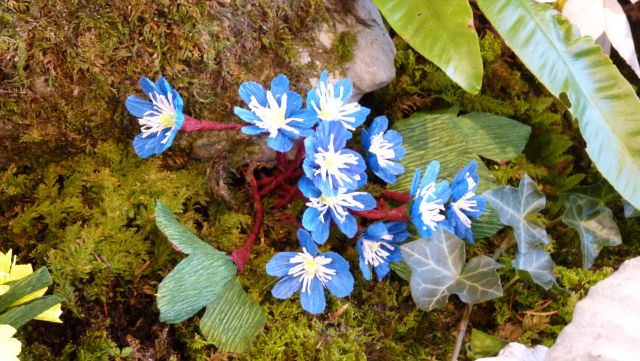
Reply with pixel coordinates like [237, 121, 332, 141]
[0, 295, 62, 329]
[391, 112, 530, 240]
[0, 267, 52, 313]
[401, 229, 502, 311]
[477, 0, 640, 210]
[468, 329, 508, 359]
[200, 278, 266, 353]
[155, 201, 217, 255]
[483, 175, 548, 252]
[390, 261, 412, 282]
[157, 253, 236, 324]
[372, 0, 483, 93]
[623, 200, 640, 218]
[563, 195, 622, 270]
[513, 249, 557, 290]
[560, 181, 618, 205]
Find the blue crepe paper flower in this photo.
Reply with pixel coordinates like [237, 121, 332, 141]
[362, 116, 406, 184]
[445, 160, 487, 243]
[409, 161, 452, 239]
[125, 77, 184, 158]
[356, 222, 410, 281]
[265, 229, 355, 314]
[303, 121, 366, 192]
[306, 70, 370, 131]
[299, 176, 376, 244]
[234, 74, 317, 152]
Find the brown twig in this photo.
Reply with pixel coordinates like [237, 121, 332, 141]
[230, 170, 263, 273]
[355, 205, 409, 222]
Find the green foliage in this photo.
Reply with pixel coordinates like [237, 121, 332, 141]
[467, 329, 508, 359]
[391, 111, 531, 240]
[402, 229, 503, 311]
[478, 0, 640, 210]
[373, 0, 483, 93]
[332, 31, 357, 64]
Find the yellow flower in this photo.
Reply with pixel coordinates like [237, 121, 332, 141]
[0, 324, 21, 361]
[0, 250, 62, 323]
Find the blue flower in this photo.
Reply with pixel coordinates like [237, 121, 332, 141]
[446, 160, 487, 243]
[234, 74, 316, 152]
[299, 176, 376, 244]
[362, 116, 406, 184]
[266, 229, 355, 314]
[306, 70, 370, 131]
[356, 222, 409, 281]
[409, 161, 452, 239]
[303, 121, 366, 191]
[125, 77, 184, 158]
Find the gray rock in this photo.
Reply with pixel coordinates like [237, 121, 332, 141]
[477, 343, 548, 361]
[545, 257, 640, 361]
[301, 0, 396, 99]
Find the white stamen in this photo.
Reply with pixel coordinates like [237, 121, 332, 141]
[362, 236, 395, 267]
[465, 172, 477, 191]
[313, 134, 360, 189]
[416, 182, 446, 232]
[288, 248, 336, 294]
[310, 81, 362, 130]
[248, 91, 303, 138]
[138, 91, 178, 144]
[452, 191, 478, 228]
[307, 189, 365, 223]
[368, 132, 395, 167]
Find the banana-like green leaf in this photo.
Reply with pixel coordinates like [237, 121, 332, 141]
[391, 112, 530, 240]
[513, 249, 557, 290]
[563, 194, 622, 270]
[478, 0, 640, 210]
[0, 295, 62, 329]
[0, 267, 52, 313]
[200, 278, 266, 353]
[483, 175, 548, 252]
[401, 229, 502, 311]
[373, 0, 483, 93]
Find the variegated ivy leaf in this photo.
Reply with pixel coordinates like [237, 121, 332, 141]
[513, 249, 557, 290]
[623, 200, 640, 218]
[483, 175, 548, 252]
[401, 229, 502, 311]
[563, 194, 622, 270]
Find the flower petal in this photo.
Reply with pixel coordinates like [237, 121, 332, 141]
[333, 213, 357, 238]
[267, 132, 294, 152]
[239, 81, 267, 106]
[271, 275, 302, 299]
[266, 252, 298, 277]
[297, 229, 318, 255]
[125, 96, 154, 118]
[324, 252, 354, 297]
[300, 277, 326, 314]
[270, 74, 290, 97]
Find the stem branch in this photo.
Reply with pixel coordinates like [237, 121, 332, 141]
[230, 170, 263, 273]
[451, 304, 474, 361]
[181, 114, 243, 132]
[355, 205, 408, 222]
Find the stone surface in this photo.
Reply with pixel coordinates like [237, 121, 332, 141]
[303, 0, 396, 99]
[545, 256, 640, 361]
[476, 343, 548, 361]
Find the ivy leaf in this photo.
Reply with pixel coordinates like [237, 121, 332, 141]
[401, 229, 502, 311]
[200, 278, 266, 353]
[157, 253, 236, 324]
[513, 249, 557, 290]
[623, 200, 640, 218]
[483, 175, 548, 252]
[391, 112, 531, 240]
[560, 181, 618, 205]
[563, 194, 622, 270]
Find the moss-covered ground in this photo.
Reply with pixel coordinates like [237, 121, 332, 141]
[2, 1, 640, 360]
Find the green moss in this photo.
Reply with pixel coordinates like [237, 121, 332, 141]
[332, 31, 357, 64]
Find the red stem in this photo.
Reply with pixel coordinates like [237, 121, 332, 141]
[355, 205, 409, 222]
[258, 141, 306, 197]
[276, 184, 302, 208]
[230, 171, 263, 273]
[382, 191, 410, 204]
[181, 114, 243, 132]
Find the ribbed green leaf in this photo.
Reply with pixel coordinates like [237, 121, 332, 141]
[0, 267, 52, 313]
[513, 249, 557, 290]
[200, 278, 266, 353]
[372, 0, 483, 93]
[478, 0, 640, 210]
[156, 201, 217, 255]
[391, 112, 530, 240]
[469, 329, 508, 359]
[0, 295, 62, 329]
[157, 253, 236, 324]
